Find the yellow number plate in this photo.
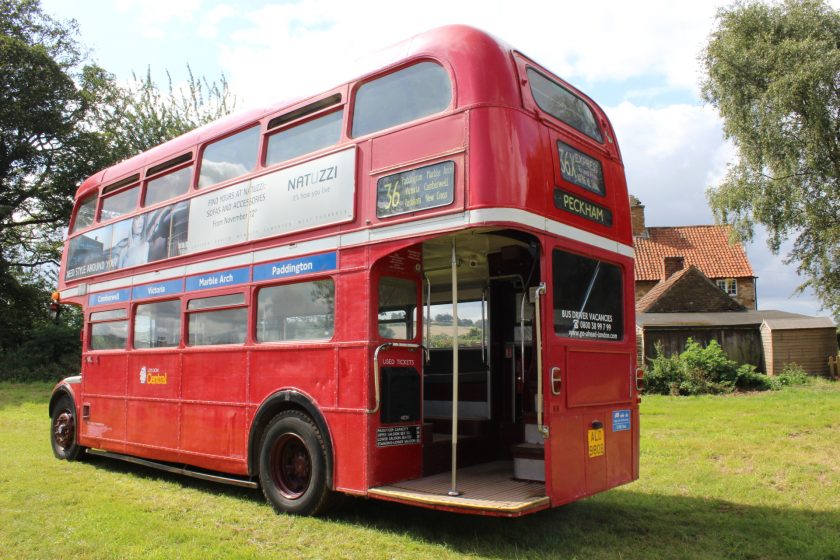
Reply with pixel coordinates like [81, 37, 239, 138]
[588, 427, 605, 458]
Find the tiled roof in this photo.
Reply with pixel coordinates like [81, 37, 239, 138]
[635, 265, 746, 314]
[635, 266, 691, 312]
[634, 225, 754, 281]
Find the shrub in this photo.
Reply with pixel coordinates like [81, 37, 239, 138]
[769, 363, 810, 390]
[645, 344, 683, 395]
[677, 339, 738, 394]
[735, 364, 773, 391]
[643, 338, 778, 395]
[0, 320, 82, 382]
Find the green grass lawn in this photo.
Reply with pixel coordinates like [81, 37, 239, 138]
[1, 381, 838, 559]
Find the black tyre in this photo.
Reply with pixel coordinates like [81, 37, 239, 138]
[51, 395, 85, 461]
[258, 410, 333, 516]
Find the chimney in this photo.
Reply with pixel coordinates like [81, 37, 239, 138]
[630, 195, 646, 236]
[663, 256, 685, 279]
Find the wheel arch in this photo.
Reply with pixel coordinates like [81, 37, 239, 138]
[48, 377, 81, 418]
[248, 390, 334, 487]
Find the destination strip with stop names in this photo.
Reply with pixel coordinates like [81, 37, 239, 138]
[88, 251, 338, 306]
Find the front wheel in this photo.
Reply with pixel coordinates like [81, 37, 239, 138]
[258, 410, 333, 516]
[51, 395, 85, 461]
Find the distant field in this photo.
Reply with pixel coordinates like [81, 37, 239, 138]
[1, 381, 838, 559]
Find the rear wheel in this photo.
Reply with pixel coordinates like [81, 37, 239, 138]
[258, 410, 333, 516]
[51, 395, 85, 461]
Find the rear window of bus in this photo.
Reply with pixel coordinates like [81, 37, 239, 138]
[256, 279, 335, 342]
[527, 68, 603, 143]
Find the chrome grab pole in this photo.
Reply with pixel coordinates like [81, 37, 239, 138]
[480, 287, 486, 364]
[424, 273, 431, 347]
[368, 342, 429, 414]
[448, 238, 462, 497]
[531, 283, 549, 438]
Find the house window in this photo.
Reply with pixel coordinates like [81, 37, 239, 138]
[716, 278, 737, 296]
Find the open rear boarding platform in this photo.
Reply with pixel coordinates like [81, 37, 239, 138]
[370, 461, 549, 515]
[368, 230, 552, 515]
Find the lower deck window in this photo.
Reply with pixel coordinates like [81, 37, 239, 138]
[187, 293, 247, 346]
[90, 321, 128, 350]
[134, 300, 181, 348]
[552, 250, 623, 341]
[89, 308, 128, 350]
[257, 279, 335, 342]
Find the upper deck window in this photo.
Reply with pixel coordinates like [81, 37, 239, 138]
[145, 165, 193, 207]
[352, 62, 451, 138]
[527, 68, 603, 143]
[72, 193, 98, 233]
[266, 110, 344, 166]
[100, 185, 140, 221]
[198, 125, 260, 188]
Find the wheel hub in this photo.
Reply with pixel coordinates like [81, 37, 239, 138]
[271, 434, 312, 500]
[54, 411, 75, 449]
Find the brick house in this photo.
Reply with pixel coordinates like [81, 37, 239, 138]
[631, 197, 837, 375]
[631, 198, 757, 309]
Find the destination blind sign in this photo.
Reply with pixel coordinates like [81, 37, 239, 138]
[554, 189, 613, 227]
[557, 141, 605, 196]
[376, 160, 455, 218]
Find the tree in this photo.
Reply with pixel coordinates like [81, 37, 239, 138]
[434, 313, 453, 324]
[0, 0, 107, 271]
[701, 0, 840, 319]
[0, 1, 237, 273]
[0, 0, 236, 379]
[83, 65, 236, 162]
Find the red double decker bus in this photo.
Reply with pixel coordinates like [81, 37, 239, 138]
[49, 25, 639, 517]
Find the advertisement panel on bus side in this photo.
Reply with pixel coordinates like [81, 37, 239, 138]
[66, 149, 356, 281]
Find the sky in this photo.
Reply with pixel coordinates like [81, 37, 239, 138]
[41, 0, 835, 317]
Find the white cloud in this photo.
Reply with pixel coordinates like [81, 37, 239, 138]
[197, 4, 237, 39]
[214, 0, 726, 108]
[113, 0, 202, 38]
[102, 0, 827, 316]
[607, 101, 822, 315]
[607, 101, 730, 225]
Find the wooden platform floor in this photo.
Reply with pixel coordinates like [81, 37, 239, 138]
[369, 461, 549, 514]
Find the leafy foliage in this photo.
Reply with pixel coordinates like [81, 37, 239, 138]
[644, 338, 781, 395]
[0, 268, 82, 381]
[0, 0, 108, 271]
[769, 362, 811, 390]
[701, 0, 840, 320]
[82, 65, 236, 162]
[0, 0, 237, 379]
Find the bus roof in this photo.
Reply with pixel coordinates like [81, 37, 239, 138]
[74, 25, 609, 200]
